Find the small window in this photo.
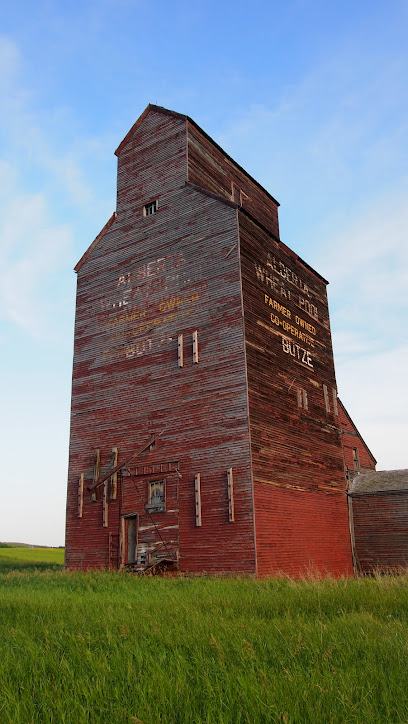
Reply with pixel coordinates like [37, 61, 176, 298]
[323, 384, 331, 413]
[231, 182, 241, 205]
[146, 480, 165, 513]
[297, 388, 308, 410]
[352, 448, 360, 472]
[332, 388, 338, 416]
[143, 200, 158, 217]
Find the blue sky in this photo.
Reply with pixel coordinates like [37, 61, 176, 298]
[1, 0, 407, 546]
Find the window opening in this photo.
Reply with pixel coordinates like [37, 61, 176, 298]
[231, 182, 241, 205]
[297, 388, 308, 410]
[323, 384, 331, 413]
[352, 448, 360, 472]
[143, 200, 158, 217]
[146, 480, 165, 513]
[332, 388, 338, 416]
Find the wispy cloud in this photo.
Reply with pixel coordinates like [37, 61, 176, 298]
[337, 342, 408, 470]
[0, 160, 72, 336]
[0, 35, 96, 210]
[0, 35, 112, 337]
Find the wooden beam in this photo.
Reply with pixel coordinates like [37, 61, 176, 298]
[87, 432, 165, 492]
[110, 447, 118, 500]
[192, 330, 199, 364]
[91, 449, 100, 501]
[178, 334, 184, 367]
[227, 468, 235, 522]
[78, 473, 84, 518]
[103, 480, 108, 528]
[323, 384, 330, 413]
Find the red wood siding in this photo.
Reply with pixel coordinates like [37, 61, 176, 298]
[187, 122, 280, 239]
[66, 119, 256, 572]
[255, 483, 353, 577]
[338, 401, 376, 475]
[116, 110, 187, 218]
[351, 493, 408, 573]
[238, 210, 353, 576]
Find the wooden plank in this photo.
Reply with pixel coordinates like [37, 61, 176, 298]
[92, 449, 100, 502]
[103, 480, 108, 528]
[178, 334, 184, 367]
[332, 388, 338, 416]
[323, 384, 330, 413]
[192, 330, 199, 364]
[227, 468, 235, 522]
[110, 447, 118, 500]
[78, 473, 84, 518]
[194, 474, 202, 527]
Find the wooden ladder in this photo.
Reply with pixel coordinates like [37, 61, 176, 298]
[108, 533, 119, 569]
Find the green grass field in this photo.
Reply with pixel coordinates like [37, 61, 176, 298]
[0, 546, 64, 573]
[1, 550, 408, 723]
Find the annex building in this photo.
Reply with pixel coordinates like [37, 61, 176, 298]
[65, 104, 375, 576]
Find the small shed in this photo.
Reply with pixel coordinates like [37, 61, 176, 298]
[349, 470, 408, 573]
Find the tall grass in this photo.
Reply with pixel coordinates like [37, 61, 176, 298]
[1, 569, 408, 723]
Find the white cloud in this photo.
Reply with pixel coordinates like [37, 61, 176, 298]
[337, 343, 408, 470]
[323, 190, 408, 472]
[0, 35, 21, 87]
[322, 187, 408, 340]
[0, 35, 95, 211]
[0, 160, 73, 335]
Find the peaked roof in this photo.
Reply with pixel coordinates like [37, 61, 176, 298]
[349, 469, 408, 495]
[74, 212, 117, 273]
[338, 398, 377, 465]
[114, 103, 280, 208]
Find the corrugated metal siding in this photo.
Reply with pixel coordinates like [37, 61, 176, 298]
[238, 210, 353, 576]
[66, 112, 256, 572]
[351, 493, 408, 573]
[187, 122, 280, 239]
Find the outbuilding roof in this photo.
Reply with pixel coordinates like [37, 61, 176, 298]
[349, 469, 408, 496]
